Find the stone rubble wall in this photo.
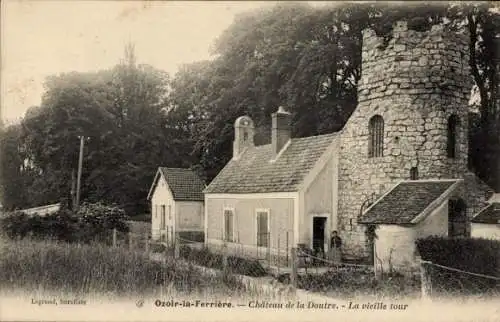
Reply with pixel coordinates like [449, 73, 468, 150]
[337, 21, 493, 260]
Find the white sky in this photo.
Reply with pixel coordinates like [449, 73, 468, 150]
[1, 0, 302, 124]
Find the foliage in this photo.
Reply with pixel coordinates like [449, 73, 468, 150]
[415, 236, 500, 277]
[0, 237, 245, 297]
[0, 125, 36, 209]
[416, 236, 500, 297]
[0, 202, 129, 243]
[296, 268, 421, 299]
[179, 245, 267, 277]
[11, 44, 190, 214]
[127, 213, 152, 222]
[2, 2, 499, 214]
[169, 2, 500, 188]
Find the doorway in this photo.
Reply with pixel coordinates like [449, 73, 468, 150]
[312, 217, 327, 253]
[448, 198, 468, 238]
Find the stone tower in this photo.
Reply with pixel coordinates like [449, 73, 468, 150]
[337, 21, 492, 259]
[233, 115, 255, 159]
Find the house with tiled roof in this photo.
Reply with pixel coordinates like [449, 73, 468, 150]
[147, 167, 205, 243]
[203, 21, 495, 271]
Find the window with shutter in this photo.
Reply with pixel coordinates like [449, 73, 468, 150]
[223, 209, 234, 242]
[161, 205, 166, 229]
[256, 210, 269, 247]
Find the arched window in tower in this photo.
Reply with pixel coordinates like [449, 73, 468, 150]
[368, 115, 384, 158]
[447, 114, 459, 158]
[243, 131, 248, 141]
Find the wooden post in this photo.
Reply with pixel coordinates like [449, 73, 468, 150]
[277, 235, 280, 276]
[128, 232, 133, 250]
[75, 136, 85, 211]
[286, 231, 289, 266]
[420, 259, 432, 301]
[222, 242, 229, 274]
[166, 227, 169, 246]
[174, 234, 180, 259]
[145, 234, 149, 253]
[291, 247, 298, 288]
[112, 228, 117, 247]
[267, 233, 271, 270]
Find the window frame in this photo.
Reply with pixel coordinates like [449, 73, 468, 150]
[447, 114, 459, 159]
[255, 208, 271, 248]
[222, 207, 235, 242]
[161, 205, 166, 230]
[368, 115, 384, 158]
[410, 167, 419, 180]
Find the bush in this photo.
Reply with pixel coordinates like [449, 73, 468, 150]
[415, 236, 500, 277]
[416, 236, 500, 297]
[128, 213, 152, 222]
[0, 202, 130, 244]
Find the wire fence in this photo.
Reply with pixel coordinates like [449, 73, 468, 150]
[106, 228, 151, 252]
[105, 228, 500, 300]
[420, 260, 500, 299]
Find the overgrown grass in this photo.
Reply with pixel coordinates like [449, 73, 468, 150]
[0, 237, 247, 299]
[296, 268, 421, 299]
[179, 245, 267, 277]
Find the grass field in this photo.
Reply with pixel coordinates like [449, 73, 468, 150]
[0, 236, 252, 299]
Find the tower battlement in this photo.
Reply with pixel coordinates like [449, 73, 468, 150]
[359, 21, 471, 106]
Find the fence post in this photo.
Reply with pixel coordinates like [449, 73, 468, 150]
[277, 235, 281, 276]
[112, 228, 117, 247]
[267, 233, 271, 270]
[290, 247, 298, 288]
[222, 242, 229, 274]
[286, 231, 289, 266]
[174, 233, 180, 259]
[145, 233, 149, 253]
[420, 259, 432, 301]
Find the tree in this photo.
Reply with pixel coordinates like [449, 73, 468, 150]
[16, 44, 186, 214]
[0, 124, 34, 209]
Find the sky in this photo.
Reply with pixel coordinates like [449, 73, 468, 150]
[1, 0, 302, 124]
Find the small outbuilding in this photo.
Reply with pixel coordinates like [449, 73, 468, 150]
[471, 202, 500, 240]
[147, 167, 205, 243]
[358, 179, 462, 273]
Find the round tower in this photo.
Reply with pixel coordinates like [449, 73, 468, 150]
[358, 20, 471, 177]
[337, 20, 479, 259]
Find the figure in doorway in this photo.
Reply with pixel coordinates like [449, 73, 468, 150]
[329, 230, 342, 264]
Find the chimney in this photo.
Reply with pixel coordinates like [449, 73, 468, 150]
[233, 116, 255, 159]
[271, 106, 292, 157]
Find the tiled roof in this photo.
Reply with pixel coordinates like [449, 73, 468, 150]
[358, 180, 459, 225]
[204, 133, 338, 194]
[159, 168, 205, 201]
[471, 203, 500, 224]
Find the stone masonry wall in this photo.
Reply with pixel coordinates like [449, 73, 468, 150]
[337, 21, 493, 260]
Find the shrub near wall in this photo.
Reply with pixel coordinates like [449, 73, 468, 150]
[415, 236, 500, 296]
[415, 236, 500, 276]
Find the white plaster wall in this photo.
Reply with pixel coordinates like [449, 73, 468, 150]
[151, 175, 175, 241]
[374, 198, 449, 273]
[416, 200, 449, 238]
[176, 201, 204, 231]
[374, 225, 416, 273]
[471, 223, 500, 240]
